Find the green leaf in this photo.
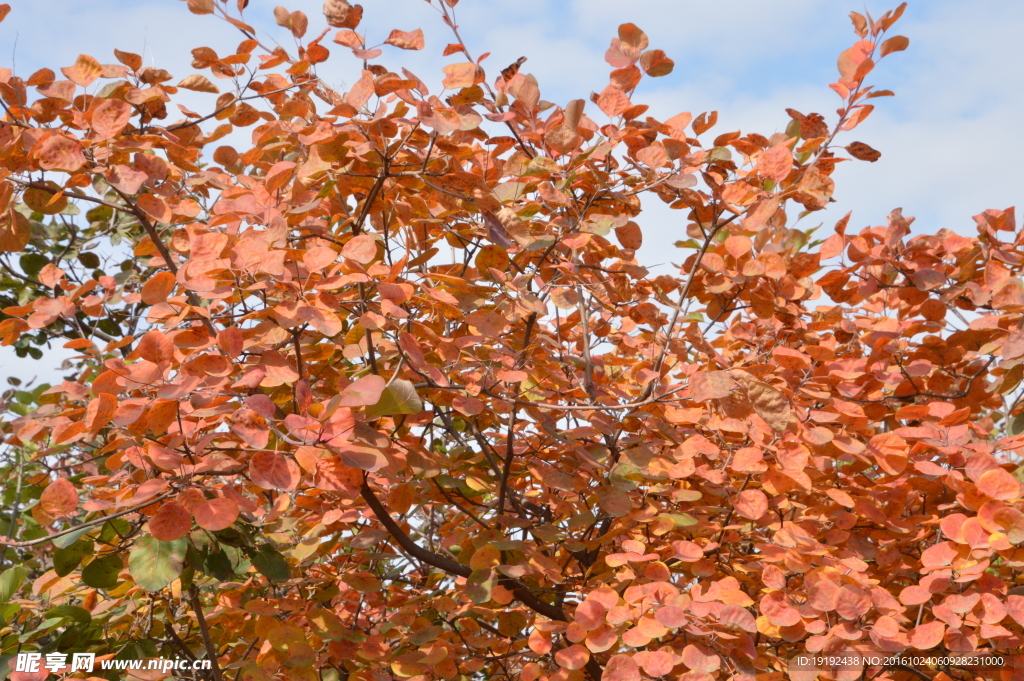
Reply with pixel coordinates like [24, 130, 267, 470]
[19, 253, 49, 277]
[365, 379, 423, 419]
[306, 607, 344, 640]
[129, 537, 186, 592]
[250, 545, 290, 582]
[1010, 413, 1024, 437]
[581, 213, 626, 236]
[52, 524, 93, 549]
[81, 554, 123, 589]
[203, 549, 234, 581]
[0, 602, 20, 625]
[662, 513, 699, 527]
[98, 518, 131, 543]
[53, 539, 93, 576]
[674, 489, 702, 502]
[465, 568, 496, 604]
[0, 566, 28, 604]
[45, 604, 91, 625]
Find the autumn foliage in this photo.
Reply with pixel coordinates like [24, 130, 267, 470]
[2, 1, 1023, 680]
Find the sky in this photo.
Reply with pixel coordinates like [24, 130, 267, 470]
[0, 0, 1021, 387]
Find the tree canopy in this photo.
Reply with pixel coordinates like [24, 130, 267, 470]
[1, 2, 1021, 681]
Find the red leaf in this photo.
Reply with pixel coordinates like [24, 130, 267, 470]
[733, 489, 768, 520]
[339, 375, 386, 407]
[554, 644, 590, 671]
[756, 143, 793, 182]
[249, 450, 300, 490]
[603, 654, 641, 681]
[148, 501, 192, 541]
[910, 620, 945, 649]
[231, 408, 270, 449]
[194, 497, 240, 531]
[681, 644, 720, 672]
[341, 234, 378, 264]
[36, 135, 87, 173]
[689, 371, 737, 402]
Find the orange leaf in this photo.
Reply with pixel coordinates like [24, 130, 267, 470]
[442, 62, 484, 90]
[689, 371, 737, 402]
[880, 35, 909, 57]
[137, 194, 172, 223]
[91, 99, 132, 140]
[231, 408, 270, 449]
[978, 468, 1021, 501]
[634, 650, 674, 677]
[640, 49, 673, 77]
[0, 207, 30, 252]
[141, 271, 176, 305]
[323, 0, 362, 29]
[177, 74, 219, 93]
[85, 393, 117, 432]
[385, 28, 424, 51]
[40, 478, 79, 519]
[681, 644, 720, 672]
[910, 621, 945, 649]
[617, 23, 649, 54]
[61, 54, 103, 87]
[733, 489, 768, 520]
[603, 654, 640, 681]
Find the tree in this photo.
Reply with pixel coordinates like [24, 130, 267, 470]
[0, 1, 1019, 679]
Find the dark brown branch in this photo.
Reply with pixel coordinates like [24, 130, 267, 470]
[360, 481, 568, 623]
[188, 586, 225, 681]
[352, 168, 388, 236]
[496, 406, 517, 516]
[110, 186, 218, 335]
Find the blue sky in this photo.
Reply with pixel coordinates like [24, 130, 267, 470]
[1, 0, 1021, 386]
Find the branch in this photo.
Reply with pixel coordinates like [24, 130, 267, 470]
[189, 586, 225, 681]
[352, 166, 389, 236]
[110, 187, 218, 335]
[360, 481, 567, 622]
[361, 481, 471, 577]
[0, 491, 175, 548]
[496, 406, 517, 517]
